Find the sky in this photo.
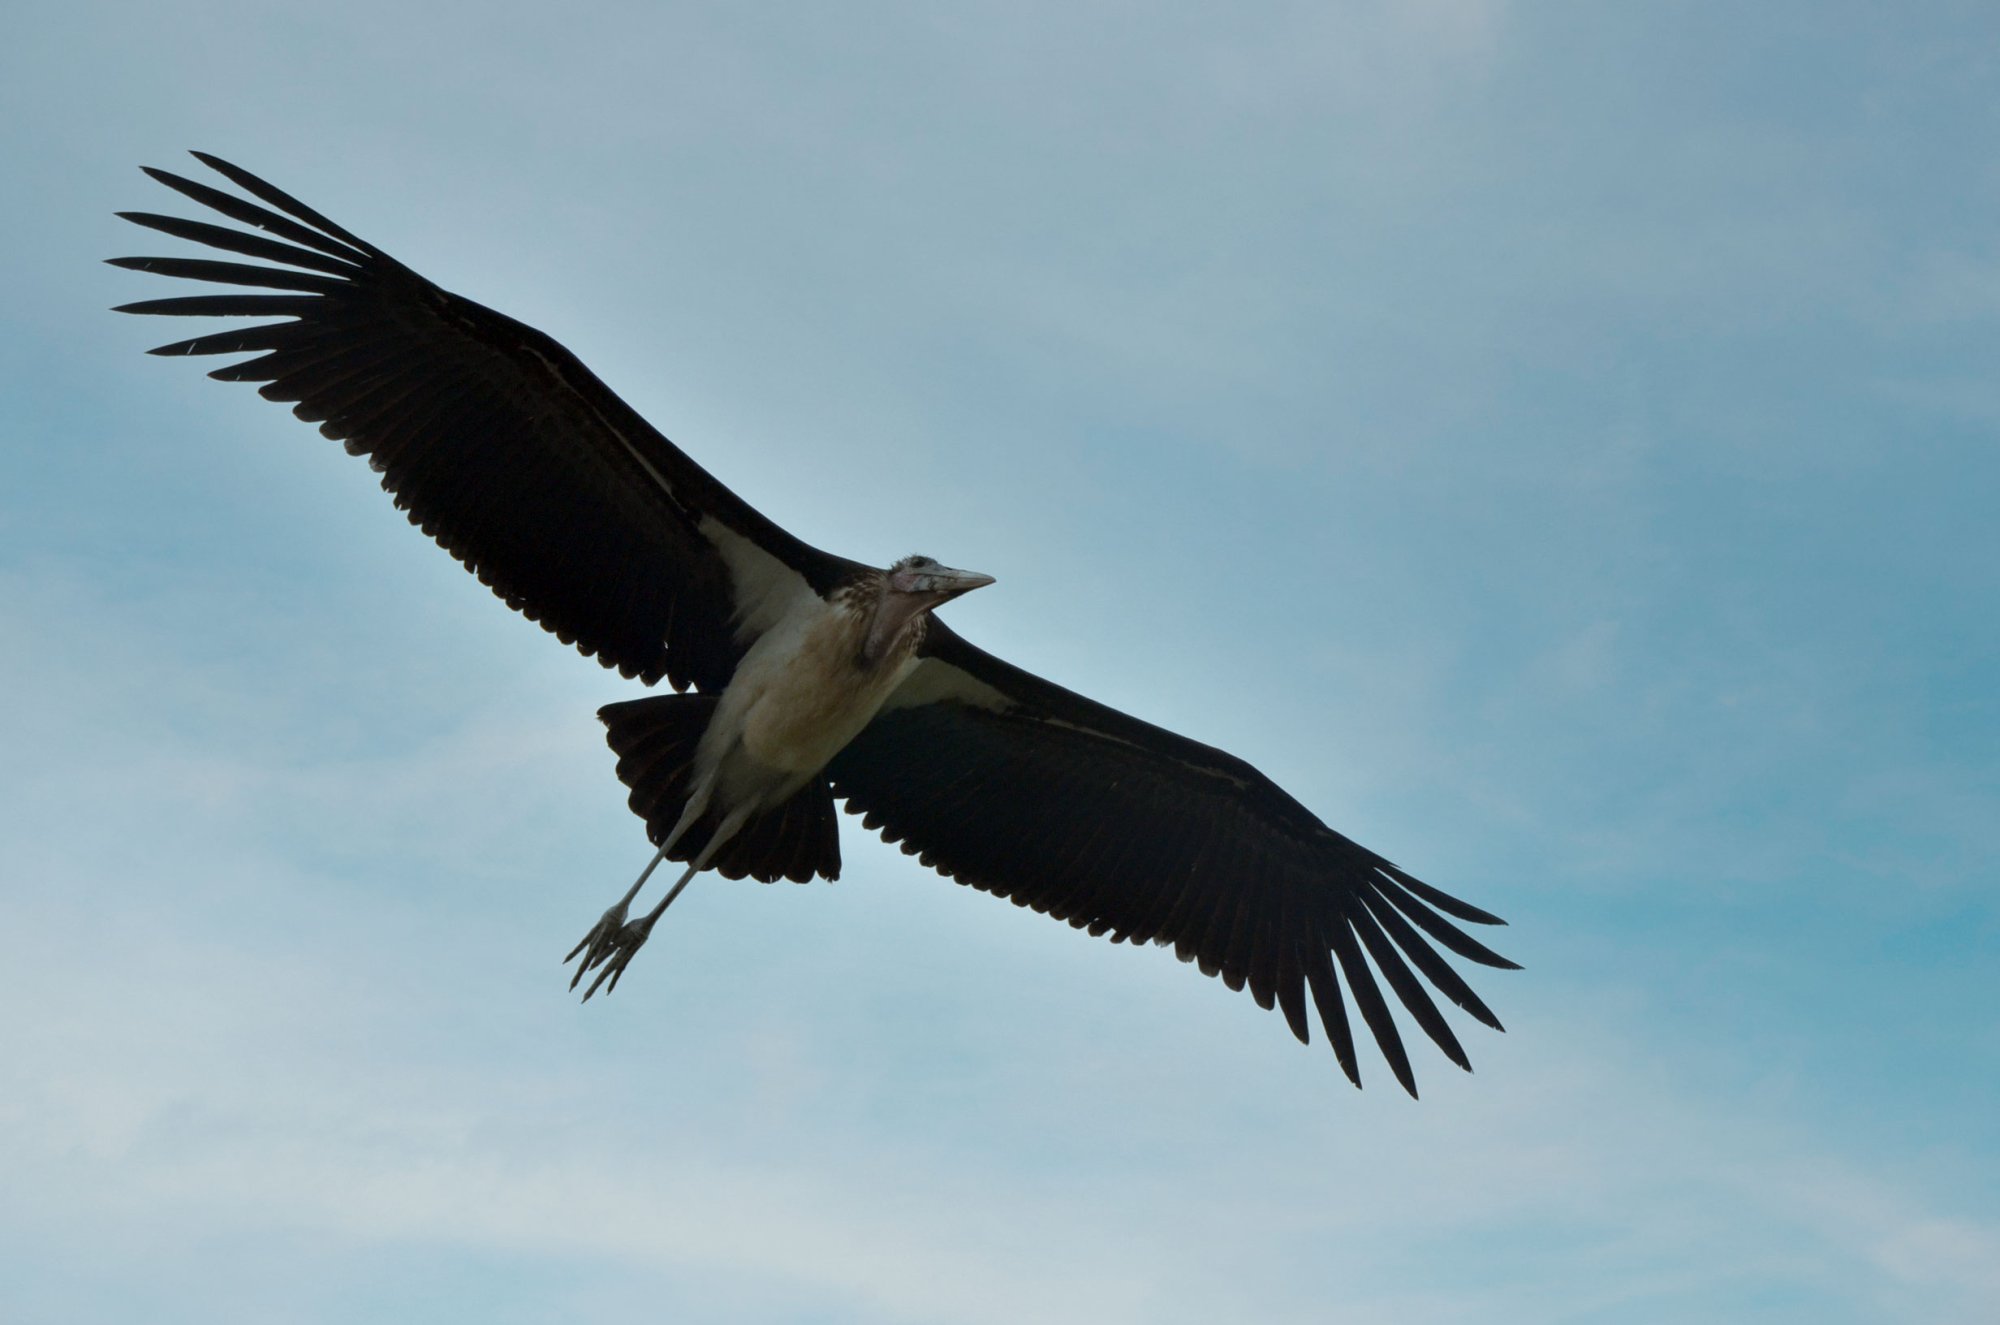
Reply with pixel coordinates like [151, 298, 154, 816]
[3, 2, 1997, 1321]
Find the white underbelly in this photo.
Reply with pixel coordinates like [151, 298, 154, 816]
[742, 680, 892, 774]
[704, 595, 916, 806]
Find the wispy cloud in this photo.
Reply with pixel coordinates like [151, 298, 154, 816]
[7, 3, 1998, 1321]
[3, 559, 1994, 1324]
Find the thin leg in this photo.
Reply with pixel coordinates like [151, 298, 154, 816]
[564, 786, 712, 985]
[578, 860, 696, 1000]
[575, 801, 756, 1001]
[563, 846, 667, 963]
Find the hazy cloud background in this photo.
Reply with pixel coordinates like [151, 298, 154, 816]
[4, 3, 1996, 1321]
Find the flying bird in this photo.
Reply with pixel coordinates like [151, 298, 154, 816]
[113, 153, 1517, 1095]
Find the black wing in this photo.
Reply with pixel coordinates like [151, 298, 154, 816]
[113, 152, 860, 692]
[829, 621, 1518, 1096]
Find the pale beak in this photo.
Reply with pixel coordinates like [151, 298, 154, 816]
[917, 565, 996, 603]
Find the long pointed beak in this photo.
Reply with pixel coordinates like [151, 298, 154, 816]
[922, 565, 995, 602]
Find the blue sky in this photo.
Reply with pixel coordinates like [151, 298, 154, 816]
[4, 2, 1996, 1321]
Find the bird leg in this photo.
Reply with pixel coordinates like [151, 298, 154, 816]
[567, 799, 756, 1001]
[562, 846, 669, 980]
[564, 784, 712, 987]
[571, 857, 697, 1000]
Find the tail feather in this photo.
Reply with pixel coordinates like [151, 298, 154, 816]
[599, 695, 841, 884]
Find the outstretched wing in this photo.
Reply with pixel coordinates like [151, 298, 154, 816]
[829, 621, 1518, 1096]
[113, 152, 859, 692]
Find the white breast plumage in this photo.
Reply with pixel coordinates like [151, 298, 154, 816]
[705, 589, 918, 802]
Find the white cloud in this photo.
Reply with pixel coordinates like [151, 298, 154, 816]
[1, 564, 1991, 1323]
[8, 5, 1999, 1321]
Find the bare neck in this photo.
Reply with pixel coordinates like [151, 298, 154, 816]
[858, 583, 932, 670]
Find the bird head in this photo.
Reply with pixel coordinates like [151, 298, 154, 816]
[886, 554, 995, 606]
[861, 555, 994, 666]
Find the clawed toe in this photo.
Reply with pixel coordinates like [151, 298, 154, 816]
[563, 854, 698, 1001]
[564, 903, 629, 988]
[579, 915, 658, 1001]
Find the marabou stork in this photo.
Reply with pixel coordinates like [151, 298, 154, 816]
[113, 153, 1518, 1095]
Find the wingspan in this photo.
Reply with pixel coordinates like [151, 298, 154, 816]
[113, 152, 859, 691]
[829, 621, 1518, 1096]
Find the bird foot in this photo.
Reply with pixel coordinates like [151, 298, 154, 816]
[565, 907, 662, 1001]
[564, 898, 629, 980]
